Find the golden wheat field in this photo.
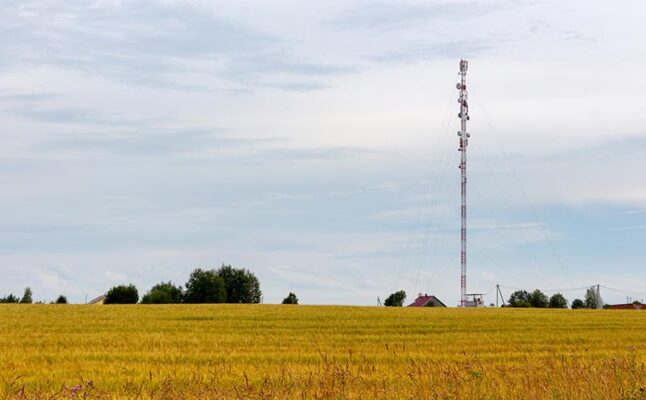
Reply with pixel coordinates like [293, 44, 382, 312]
[0, 305, 645, 399]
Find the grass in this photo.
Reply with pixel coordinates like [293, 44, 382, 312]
[0, 305, 645, 399]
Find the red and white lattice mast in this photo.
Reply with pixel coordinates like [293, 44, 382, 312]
[457, 60, 470, 307]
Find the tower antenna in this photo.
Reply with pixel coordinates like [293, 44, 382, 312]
[457, 60, 470, 307]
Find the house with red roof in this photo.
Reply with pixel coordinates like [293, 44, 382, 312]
[408, 294, 446, 307]
[607, 302, 645, 310]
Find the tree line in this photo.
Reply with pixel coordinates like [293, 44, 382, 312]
[1, 265, 300, 305]
[0, 287, 67, 304]
[507, 287, 602, 309]
[104, 265, 262, 304]
[382, 286, 607, 309]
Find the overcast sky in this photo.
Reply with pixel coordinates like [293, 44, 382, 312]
[1, 0, 645, 305]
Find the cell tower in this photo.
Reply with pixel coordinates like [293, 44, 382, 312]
[457, 60, 470, 307]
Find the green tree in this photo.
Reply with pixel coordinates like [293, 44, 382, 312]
[0, 294, 20, 303]
[55, 295, 68, 304]
[141, 282, 183, 304]
[585, 286, 603, 309]
[508, 290, 531, 307]
[282, 292, 299, 304]
[19, 287, 33, 304]
[183, 268, 226, 303]
[529, 289, 549, 308]
[571, 298, 585, 309]
[549, 293, 568, 309]
[216, 265, 262, 304]
[104, 284, 139, 304]
[384, 290, 407, 307]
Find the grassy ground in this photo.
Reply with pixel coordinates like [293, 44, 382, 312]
[0, 305, 645, 399]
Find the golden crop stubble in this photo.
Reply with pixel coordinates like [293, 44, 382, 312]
[0, 305, 645, 399]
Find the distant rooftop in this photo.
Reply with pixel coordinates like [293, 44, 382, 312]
[607, 303, 645, 310]
[408, 294, 446, 307]
[88, 295, 106, 305]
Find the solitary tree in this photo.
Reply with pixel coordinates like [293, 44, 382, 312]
[529, 289, 549, 308]
[384, 290, 407, 307]
[104, 284, 139, 304]
[585, 286, 603, 309]
[571, 298, 585, 309]
[549, 293, 568, 309]
[19, 287, 33, 304]
[216, 265, 262, 304]
[55, 295, 68, 304]
[141, 282, 183, 304]
[282, 292, 299, 304]
[508, 290, 531, 307]
[183, 268, 226, 303]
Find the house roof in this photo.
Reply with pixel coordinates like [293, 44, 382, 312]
[408, 295, 447, 307]
[88, 295, 106, 305]
[607, 303, 645, 310]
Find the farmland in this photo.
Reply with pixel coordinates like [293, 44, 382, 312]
[0, 305, 645, 399]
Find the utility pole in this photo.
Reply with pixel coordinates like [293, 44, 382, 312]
[457, 60, 470, 307]
[496, 283, 500, 307]
[495, 284, 506, 307]
[596, 284, 602, 309]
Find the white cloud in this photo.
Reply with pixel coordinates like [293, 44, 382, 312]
[0, 0, 645, 305]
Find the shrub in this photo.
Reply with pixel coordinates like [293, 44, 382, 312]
[216, 265, 262, 304]
[384, 290, 406, 307]
[282, 292, 299, 304]
[105, 284, 139, 304]
[0, 294, 20, 303]
[571, 299, 585, 309]
[549, 293, 568, 309]
[142, 282, 183, 304]
[529, 289, 549, 308]
[508, 290, 531, 308]
[20, 287, 33, 304]
[585, 287, 603, 309]
[183, 269, 226, 303]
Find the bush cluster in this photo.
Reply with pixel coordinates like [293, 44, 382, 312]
[0, 265, 295, 305]
[105, 265, 262, 304]
[507, 286, 602, 309]
[0, 288, 67, 304]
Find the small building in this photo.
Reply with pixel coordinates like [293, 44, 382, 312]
[607, 303, 645, 310]
[464, 293, 485, 307]
[408, 294, 447, 307]
[88, 295, 106, 305]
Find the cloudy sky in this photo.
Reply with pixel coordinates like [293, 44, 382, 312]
[1, 0, 645, 305]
